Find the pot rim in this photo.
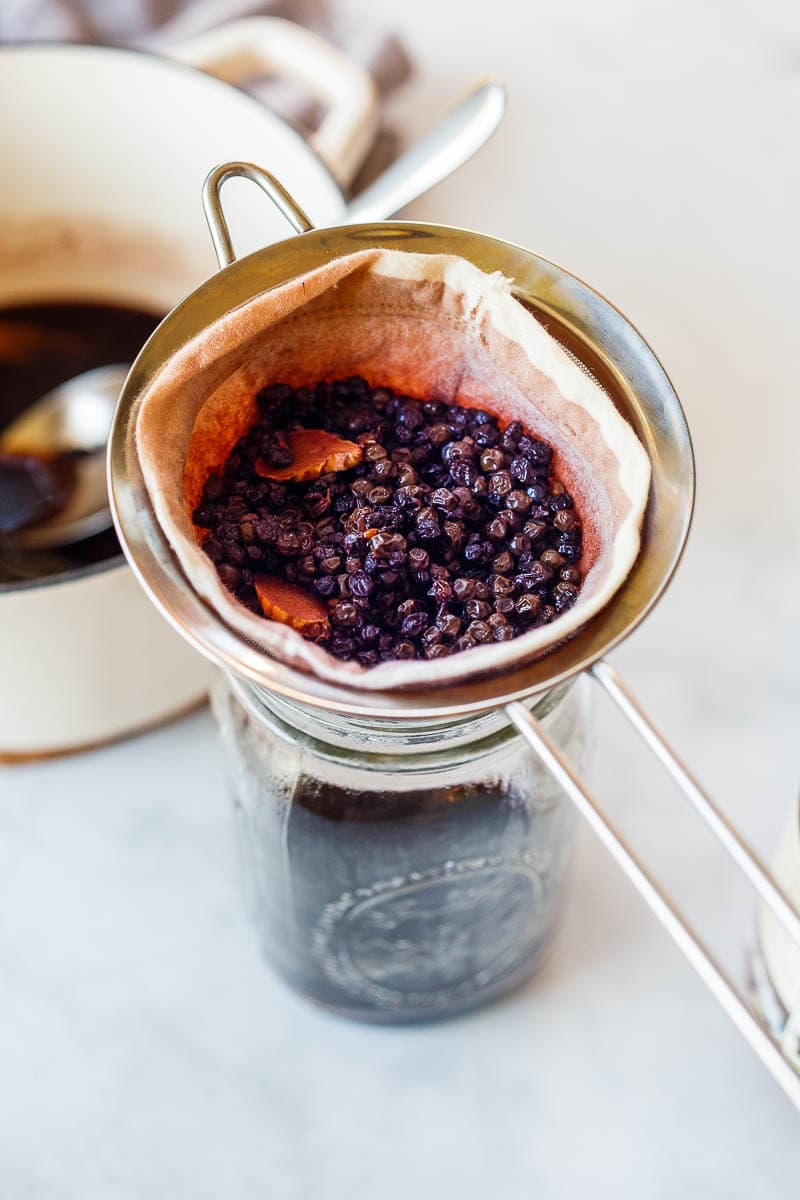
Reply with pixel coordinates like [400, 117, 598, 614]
[0, 553, 127, 597]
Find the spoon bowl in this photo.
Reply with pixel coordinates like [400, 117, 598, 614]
[0, 364, 128, 549]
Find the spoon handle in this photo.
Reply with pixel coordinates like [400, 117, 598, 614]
[345, 77, 506, 224]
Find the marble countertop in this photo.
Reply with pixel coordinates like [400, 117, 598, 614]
[3, 1, 800, 1194]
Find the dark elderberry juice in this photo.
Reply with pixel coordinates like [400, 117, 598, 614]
[0, 301, 160, 582]
[282, 778, 559, 1017]
[214, 677, 587, 1023]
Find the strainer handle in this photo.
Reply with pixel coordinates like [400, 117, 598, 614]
[506, 662, 800, 1113]
[202, 162, 315, 270]
[590, 661, 800, 945]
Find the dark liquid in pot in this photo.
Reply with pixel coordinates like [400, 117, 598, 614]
[0, 301, 161, 583]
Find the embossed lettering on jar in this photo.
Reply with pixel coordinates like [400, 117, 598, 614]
[213, 676, 592, 1023]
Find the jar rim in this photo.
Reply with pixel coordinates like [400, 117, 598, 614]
[226, 671, 579, 765]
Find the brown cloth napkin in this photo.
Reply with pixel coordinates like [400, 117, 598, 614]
[0, 0, 412, 192]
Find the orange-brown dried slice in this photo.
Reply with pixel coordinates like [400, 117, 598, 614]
[255, 428, 362, 482]
[254, 575, 330, 641]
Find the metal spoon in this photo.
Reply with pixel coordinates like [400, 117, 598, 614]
[345, 76, 506, 223]
[0, 364, 128, 549]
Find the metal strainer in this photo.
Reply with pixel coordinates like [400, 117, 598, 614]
[108, 162, 800, 1107]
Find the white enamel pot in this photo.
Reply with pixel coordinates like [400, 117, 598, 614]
[0, 20, 377, 758]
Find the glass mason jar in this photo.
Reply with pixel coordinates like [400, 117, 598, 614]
[212, 674, 593, 1023]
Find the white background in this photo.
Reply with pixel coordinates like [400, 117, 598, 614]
[3, 0, 800, 1195]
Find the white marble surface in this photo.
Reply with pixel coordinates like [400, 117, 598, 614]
[3, 0, 800, 1194]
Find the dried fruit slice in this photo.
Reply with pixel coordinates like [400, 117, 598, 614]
[255, 428, 363, 482]
[254, 575, 331, 641]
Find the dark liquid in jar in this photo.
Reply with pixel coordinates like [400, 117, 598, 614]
[0, 301, 161, 583]
[296, 786, 550, 1018]
[235, 763, 571, 1022]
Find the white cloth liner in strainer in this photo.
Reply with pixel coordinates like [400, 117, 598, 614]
[136, 248, 650, 689]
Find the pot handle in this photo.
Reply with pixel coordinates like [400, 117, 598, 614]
[167, 17, 379, 187]
[203, 161, 314, 269]
[507, 661, 800, 1111]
